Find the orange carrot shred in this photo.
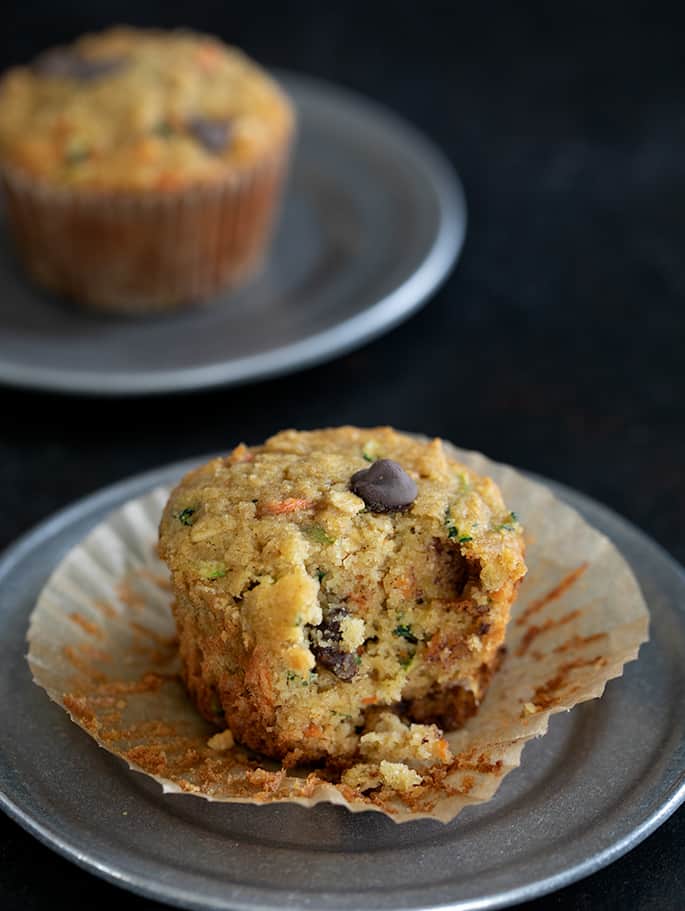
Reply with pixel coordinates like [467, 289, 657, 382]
[228, 444, 253, 464]
[258, 498, 314, 516]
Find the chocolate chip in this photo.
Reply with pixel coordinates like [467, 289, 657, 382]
[71, 56, 126, 80]
[187, 117, 232, 154]
[350, 459, 418, 513]
[311, 608, 358, 681]
[33, 50, 75, 77]
[33, 49, 127, 81]
[315, 647, 358, 681]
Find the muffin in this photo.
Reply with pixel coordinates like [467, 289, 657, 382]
[0, 27, 294, 313]
[158, 427, 527, 767]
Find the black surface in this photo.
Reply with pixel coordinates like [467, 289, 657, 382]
[1, 2, 683, 909]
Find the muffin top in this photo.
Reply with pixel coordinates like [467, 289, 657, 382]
[159, 427, 526, 680]
[0, 27, 294, 190]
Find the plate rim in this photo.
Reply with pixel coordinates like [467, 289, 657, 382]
[0, 70, 466, 397]
[0, 455, 684, 911]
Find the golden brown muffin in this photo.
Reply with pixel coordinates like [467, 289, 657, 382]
[158, 427, 527, 767]
[0, 27, 294, 312]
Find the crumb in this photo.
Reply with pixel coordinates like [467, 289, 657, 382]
[207, 729, 235, 751]
[379, 761, 422, 791]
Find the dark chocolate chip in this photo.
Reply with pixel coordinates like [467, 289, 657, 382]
[70, 56, 126, 80]
[33, 49, 127, 81]
[33, 50, 77, 77]
[187, 117, 232, 154]
[350, 459, 418, 513]
[314, 647, 358, 681]
[311, 608, 358, 681]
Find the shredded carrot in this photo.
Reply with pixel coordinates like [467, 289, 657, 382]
[51, 118, 73, 144]
[361, 695, 377, 706]
[303, 723, 322, 738]
[196, 43, 223, 72]
[393, 572, 416, 599]
[436, 738, 450, 762]
[228, 443, 253, 464]
[347, 591, 369, 610]
[134, 138, 157, 164]
[258, 497, 314, 516]
[154, 171, 186, 190]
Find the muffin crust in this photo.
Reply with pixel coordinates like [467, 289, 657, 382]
[0, 27, 293, 189]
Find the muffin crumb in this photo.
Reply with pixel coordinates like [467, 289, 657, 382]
[379, 761, 422, 791]
[208, 729, 235, 751]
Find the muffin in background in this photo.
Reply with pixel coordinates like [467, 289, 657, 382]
[0, 27, 294, 314]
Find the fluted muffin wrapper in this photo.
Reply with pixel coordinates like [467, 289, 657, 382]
[0, 138, 291, 315]
[27, 442, 649, 823]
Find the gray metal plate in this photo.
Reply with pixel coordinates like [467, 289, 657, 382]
[0, 457, 683, 910]
[0, 72, 465, 396]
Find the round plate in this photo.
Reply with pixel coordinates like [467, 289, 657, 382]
[0, 72, 465, 396]
[0, 458, 683, 911]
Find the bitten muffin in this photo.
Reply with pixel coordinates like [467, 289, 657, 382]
[158, 427, 527, 767]
[0, 27, 294, 313]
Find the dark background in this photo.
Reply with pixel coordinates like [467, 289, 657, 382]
[1, 1, 683, 908]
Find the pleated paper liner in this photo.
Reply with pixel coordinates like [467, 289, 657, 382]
[27, 444, 649, 823]
[0, 136, 291, 315]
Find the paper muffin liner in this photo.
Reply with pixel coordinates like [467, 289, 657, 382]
[0, 135, 291, 315]
[27, 444, 649, 823]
